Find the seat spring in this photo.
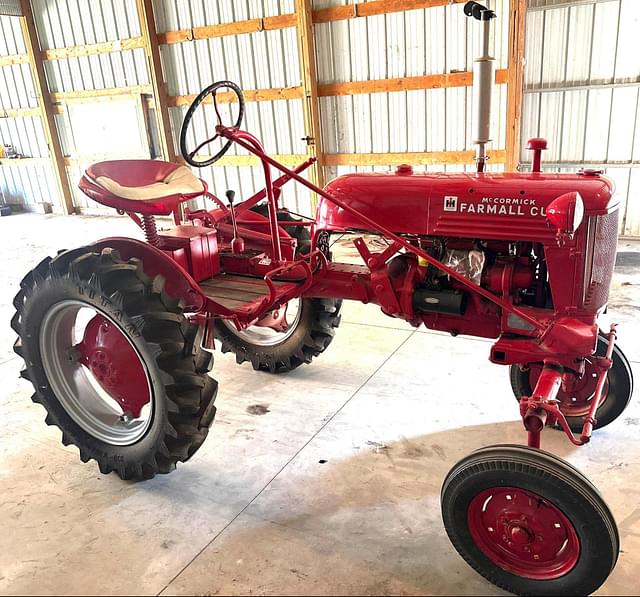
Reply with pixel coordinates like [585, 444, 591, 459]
[142, 214, 160, 247]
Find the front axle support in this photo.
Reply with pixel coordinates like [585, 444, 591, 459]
[520, 324, 617, 448]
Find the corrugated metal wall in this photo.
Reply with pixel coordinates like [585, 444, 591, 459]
[2, 0, 637, 234]
[1, 0, 513, 217]
[153, 0, 309, 214]
[316, 0, 509, 181]
[0, 14, 57, 208]
[522, 0, 640, 236]
[30, 0, 150, 211]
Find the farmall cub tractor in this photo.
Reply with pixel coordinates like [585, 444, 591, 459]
[12, 2, 633, 595]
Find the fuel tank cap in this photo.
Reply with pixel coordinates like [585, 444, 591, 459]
[579, 168, 603, 177]
[396, 163, 413, 175]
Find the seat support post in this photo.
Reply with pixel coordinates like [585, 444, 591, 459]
[142, 214, 160, 247]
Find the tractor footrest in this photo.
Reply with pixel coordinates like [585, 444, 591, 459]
[200, 274, 298, 312]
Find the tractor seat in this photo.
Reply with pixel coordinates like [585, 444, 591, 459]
[79, 159, 207, 216]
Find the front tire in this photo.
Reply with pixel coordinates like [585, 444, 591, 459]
[12, 247, 217, 480]
[442, 445, 619, 596]
[510, 335, 633, 432]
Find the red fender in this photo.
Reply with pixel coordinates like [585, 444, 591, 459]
[90, 237, 207, 312]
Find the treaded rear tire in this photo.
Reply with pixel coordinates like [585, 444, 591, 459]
[12, 247, 217, 480]
[216, 207, 340, 373]
[215, 297, 342, 373]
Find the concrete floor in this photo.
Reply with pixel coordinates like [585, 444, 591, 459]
[1, 212, 639, 596]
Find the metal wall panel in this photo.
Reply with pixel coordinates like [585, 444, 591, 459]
[315, 0, 509, 177]
[24, 0, 149, 211]
[32, 0, 148, 93]
[154, 0, 308, 214]
[522, 0, 640, 236]
[0, 14, 56, 208]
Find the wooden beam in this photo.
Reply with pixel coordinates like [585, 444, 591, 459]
[177, 154, 307, 168]
[167, 86, 303, 108]
[295, 0, 325, 202]
[323, 149, 507, 167]
[19, 0, 75, 215]
[0, 157, 50, 167]
[166, 69, 508, 111]
[313, 0, 466, 24]
[42, 37, 145, 61]
[136, 0, 176, 162]
[0, 106, 42, 118]
[157, 14, 297, 45]
[51, 85, 152, 103]
[0, 54, 29, 67]
[505, 0, 527, 172]
[156, 0, 464, 46]
[319, 69, 508, 97]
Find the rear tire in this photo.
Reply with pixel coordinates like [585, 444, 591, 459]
[250, 203, 311, 254]
[12, 247, 217, 480]
[215, 297, 342, 373]
[216, 206, 341, 373]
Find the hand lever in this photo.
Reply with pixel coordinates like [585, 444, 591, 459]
[226, 190, 245, 254]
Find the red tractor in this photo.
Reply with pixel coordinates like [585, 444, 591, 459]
[12, 3, 632, 595]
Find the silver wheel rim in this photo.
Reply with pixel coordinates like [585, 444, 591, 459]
[39, 300, 153, 445]
[221, 298, 303, 346]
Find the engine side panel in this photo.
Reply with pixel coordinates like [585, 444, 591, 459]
[317, 171, 617, 242]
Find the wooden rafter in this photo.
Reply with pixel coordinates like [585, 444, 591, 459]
[136, 0, 176, 162]
[18, 0, 75, 215]
[43, 37, 145, 61]
[167, 86, 304, 107]
[313, 0, 466, 23]
[51, 85, 152, 103]
[319, 69, 508, 97]
[176, 154, 308, 168]
[295, 0, 325, 198]
[0, 106, 41, 118]
[324, 149, 507, 167]
[0, 54, 29, 67]
[505, 0, 527, 172]
[157, 15, 296, 45]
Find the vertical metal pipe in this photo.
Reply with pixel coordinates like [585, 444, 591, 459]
[471, 10, 496, 173]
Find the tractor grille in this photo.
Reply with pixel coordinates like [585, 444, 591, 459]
[582, 210, 619, 311]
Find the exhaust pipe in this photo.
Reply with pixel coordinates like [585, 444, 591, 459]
[464, 2, 497, 173]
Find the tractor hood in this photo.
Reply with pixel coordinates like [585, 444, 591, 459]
[317, 170, 618, 242]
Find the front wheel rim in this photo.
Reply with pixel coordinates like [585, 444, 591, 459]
[467, 486, 580, 580]
[39, 300, 153, 446]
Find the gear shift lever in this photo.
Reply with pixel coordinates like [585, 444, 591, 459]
[226, 190, 245, 254]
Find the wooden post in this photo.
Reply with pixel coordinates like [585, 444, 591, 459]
[505, 0, 527, 172]
[19, 0, 75, 215]
[295, 0, 324, 210]
[136, 0, 176, 163]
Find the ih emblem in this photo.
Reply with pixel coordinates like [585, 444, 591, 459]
[444, 196, 458, 212]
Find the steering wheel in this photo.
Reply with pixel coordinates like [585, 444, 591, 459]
[179, 80, 245, 168]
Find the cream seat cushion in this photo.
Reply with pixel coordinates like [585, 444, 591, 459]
[95, 165, 204, 201]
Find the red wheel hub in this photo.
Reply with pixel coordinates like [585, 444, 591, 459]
[467, 486, 580, 580]
[528, 362, 608, 417]
[75, 315, 150, 418]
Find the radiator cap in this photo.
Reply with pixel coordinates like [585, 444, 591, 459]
[396, 164, 413, 176]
